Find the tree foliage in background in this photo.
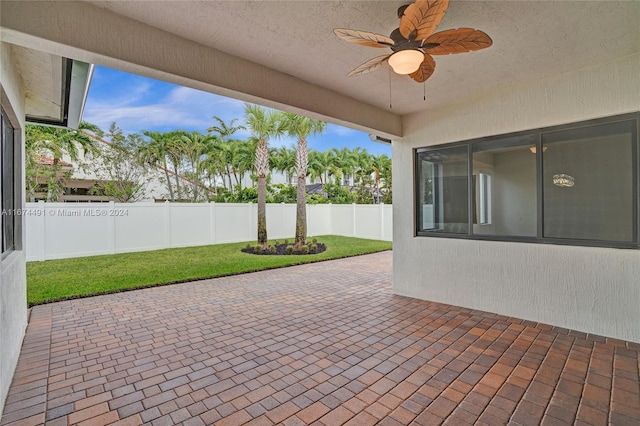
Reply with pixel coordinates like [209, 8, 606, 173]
[25, 122, 100, 201]
[83, 123, 151, 202]
[25, 112, 392, 206]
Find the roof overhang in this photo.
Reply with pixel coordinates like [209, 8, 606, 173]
[15, 45, 93, 129]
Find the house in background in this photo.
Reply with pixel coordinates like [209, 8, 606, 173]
[1, 0, 638, 416]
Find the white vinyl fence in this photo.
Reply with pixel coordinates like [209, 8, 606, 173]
[25, 201, 392, 261]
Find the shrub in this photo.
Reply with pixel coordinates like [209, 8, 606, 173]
[310, 244, 318, 252]
[284, 239, 289, 245]
[269, 245, 276, 254]
[254, 245, 263, 253]
[286, 245, 294, 254]
[300, 245, 309, 254]
[312, 237, 318, 244]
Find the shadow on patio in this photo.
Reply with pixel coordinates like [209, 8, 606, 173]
[1, 252, 639, 425]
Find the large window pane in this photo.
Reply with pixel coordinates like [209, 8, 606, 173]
[542, 120, 636, 242]
[473, 134, 537, 237]
[417, 146, 469, 234]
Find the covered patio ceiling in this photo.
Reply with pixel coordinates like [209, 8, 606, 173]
[2, 1, 638, 138]
[87, 0, 639, 116]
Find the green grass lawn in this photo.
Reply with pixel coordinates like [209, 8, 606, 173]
[27, 235, 392, 306]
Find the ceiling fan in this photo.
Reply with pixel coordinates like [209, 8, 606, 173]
[334, 0, 492, 83]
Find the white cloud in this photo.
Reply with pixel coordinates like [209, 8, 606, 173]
[83, 85, 249, 137]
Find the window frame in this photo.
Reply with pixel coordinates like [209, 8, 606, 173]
[1, 105, 22, 257]
[414, 112, 640, 249]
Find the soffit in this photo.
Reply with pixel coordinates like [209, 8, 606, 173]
[10, 45, 65, 123]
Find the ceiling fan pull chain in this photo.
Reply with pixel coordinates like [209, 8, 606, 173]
[423, 82, 426, 101]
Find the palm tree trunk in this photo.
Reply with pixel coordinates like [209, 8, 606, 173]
[257, 176, 267, 246]
[295, 175, 306, 246]
[255, 139, 269, 246]
[172, 163, 182, 200]
[163, 159, 175, 201]
[294, 138, 308, 247]
[225, 165, 233, 191]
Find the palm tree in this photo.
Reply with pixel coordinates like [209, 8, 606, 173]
[271, 146, 297, 185]
[244, 104, 284, 246]
[283, 113, 326, 247]
[352, 147, 372, 185]
[207, 116, 246, 140]
[165, 130, 189, 200]
[25, 121, 101, 200]
[27, 121, 100, 165]
[307, 150, 327, 184]
[233, 138, 256, 189]
[371, 154, 391, 203]
[178, 131, 216, 201]
[211, 139, 235, 190]
[330, 147, 358, 186]
[140, 130, 176, 200]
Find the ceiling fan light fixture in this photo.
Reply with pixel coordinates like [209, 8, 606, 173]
[388, 49, 423, 75]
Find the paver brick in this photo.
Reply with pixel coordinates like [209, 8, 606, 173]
[1, 252, 638, 426]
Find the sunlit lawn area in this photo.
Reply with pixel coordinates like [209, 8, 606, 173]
[27, 235, 392, 306]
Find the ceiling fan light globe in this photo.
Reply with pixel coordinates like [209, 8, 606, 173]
[388, 49, 423, 74]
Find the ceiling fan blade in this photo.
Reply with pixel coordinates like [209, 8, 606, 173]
[409, 53, 436, 83]
[347, 54, 391, 77]
[424, 28, 493, 54]
[399, 0, 450, 41]
[334, 28, 394, 48]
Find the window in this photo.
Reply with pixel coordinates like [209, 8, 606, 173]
[472, 134, 537, 237]
[542, 120, 636, 242]
[415, 113, 639, 248]
[1, 107, 20, 254]
[416, 145, 469, 234]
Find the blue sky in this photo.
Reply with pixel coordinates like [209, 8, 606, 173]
[82, 66, 391, 156]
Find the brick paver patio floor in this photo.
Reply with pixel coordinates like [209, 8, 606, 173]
[2, 251, 639, 425]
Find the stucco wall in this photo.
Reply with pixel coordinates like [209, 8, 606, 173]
[393, 53, 640, 343]
[0, 42, 28, 417]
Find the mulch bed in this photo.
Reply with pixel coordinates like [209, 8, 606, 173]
[241, 242, 327, 255]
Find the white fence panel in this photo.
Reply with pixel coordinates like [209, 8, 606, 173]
[35, 203, 113, 259]
[115, 203, 165, 253]
[331, 205, 355, 236]
[25, 201, 392, 261]
[213, 204, 254, 244]
[354, 205, 382, 240]
[382, 204, 393, 241]
[307, 204, 332, 237]
[169, 203, 211, 248]
[266, 203, 296, 240]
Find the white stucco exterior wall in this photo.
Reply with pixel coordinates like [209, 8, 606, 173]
[0, 42, 28, 417]
[393, 53, 640, 343]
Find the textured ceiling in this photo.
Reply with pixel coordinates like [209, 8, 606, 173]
[88, 1, 639, 116]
